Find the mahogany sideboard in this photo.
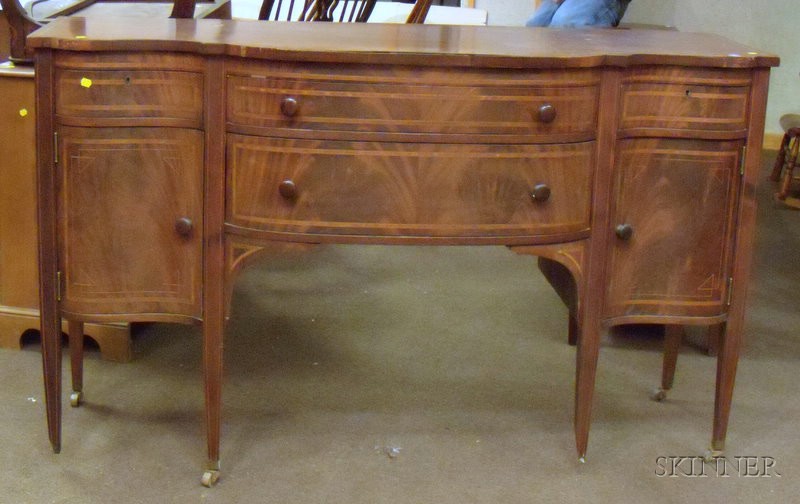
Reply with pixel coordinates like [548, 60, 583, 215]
[28, 18, 778, 486]
[0, 62, 132, 362]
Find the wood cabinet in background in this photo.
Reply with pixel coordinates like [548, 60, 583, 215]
[0, 64, 131, 361]
[0, 11, 10, 61]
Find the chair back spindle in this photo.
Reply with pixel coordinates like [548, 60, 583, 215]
[258, 0, 429, 23]
[406, 0, 432, 23]
[259, 0, 375, 22]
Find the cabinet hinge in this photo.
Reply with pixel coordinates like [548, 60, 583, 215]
[53, 131, 59, 164]
[739, 145, 746, 176]
[56, 271, 62, 302]
[726, 277, 734, 306]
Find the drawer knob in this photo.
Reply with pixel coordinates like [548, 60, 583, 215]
[280, 97, 299, 117]
[615, 223, 633, 241]
[279, 179, 298, 200]
[530, 183, 551, 202]
[175, 217, 193, 237]
[538, 104, 557, 124]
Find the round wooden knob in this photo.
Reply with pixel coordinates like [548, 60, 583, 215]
[530, 183, 551, 202]
[278, 179, 298, 200]
[538, 104, 557, 124]
[615, 223, 633, 241]
[280, 97, 299, 117]
[175, 217, 193, 237]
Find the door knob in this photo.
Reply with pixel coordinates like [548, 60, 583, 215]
[615, 223, 633, 241]
[279, 179, 298, 200]
[280, 97, 299, 117]
[530, 183, 551, 202]
[538, 104, 556, 123]
[175, 217, 193, 237]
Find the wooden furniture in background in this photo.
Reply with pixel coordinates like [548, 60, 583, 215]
[0, 63, 132, 364]
[258, 0, 375, 21]
[0, 0, 231, 63]
[0, 65, 131, 367]
[240, 0, 432, 23]
[0, 0, 37, 62]
[29, 18, 777, 485]
[771, 113, 800, 207]
[405, 0, 431, 22]
[1, 9, 10, 60]
[46, 0, 232, 20]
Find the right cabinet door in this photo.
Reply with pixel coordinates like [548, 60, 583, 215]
[605, 138, 743, 320]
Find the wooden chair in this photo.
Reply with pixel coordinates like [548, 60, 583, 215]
[771, 113, 800, 208]
[0, 0, 220, 63]
[406, 0, 432, 23]
[258, 0, 374, 22]
[257, 0, 431, 23]
[0, 0, 39, 62]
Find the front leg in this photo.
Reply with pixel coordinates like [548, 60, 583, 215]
[709, 321, 740, 460]
[574, 313, 601, 462]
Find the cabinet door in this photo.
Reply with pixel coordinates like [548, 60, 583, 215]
[57, 127, 203, 318]
[605, 139, 742, 321]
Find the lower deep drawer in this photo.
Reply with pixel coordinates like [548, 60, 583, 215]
[226, 135, 593, 239]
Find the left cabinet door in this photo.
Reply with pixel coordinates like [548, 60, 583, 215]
[57, 127, 203, 319]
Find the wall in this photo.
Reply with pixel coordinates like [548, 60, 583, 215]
[472, 0, 534, 26]
[476, 0, 794, 137]
[624, 0, 795, 138]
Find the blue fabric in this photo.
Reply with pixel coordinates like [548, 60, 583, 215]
[526, 0, 631, 27]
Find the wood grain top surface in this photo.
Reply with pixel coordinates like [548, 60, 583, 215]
[27, 17, 779, 69]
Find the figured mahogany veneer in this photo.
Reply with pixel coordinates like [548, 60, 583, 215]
[226, 62, 600, 141]
[28, 18, 778, 484]
[57, 127, 204, 319]
[605, 138, 741, 322]
[226, 137, 593, 238]
[618, 67, 751, 136]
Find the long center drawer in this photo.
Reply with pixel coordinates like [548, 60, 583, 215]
[226, 62, 599, 142]
[226, 135, 593, 239]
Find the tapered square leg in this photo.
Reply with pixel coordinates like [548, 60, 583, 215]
[68, 320, 84, 407]
[574, 321, 601, 461]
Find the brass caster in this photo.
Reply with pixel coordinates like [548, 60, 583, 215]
[703, 449, 724, 463]
[201, 470, 220, 487]
[649, 388, 667, 402]
[70, 391, 82, 407]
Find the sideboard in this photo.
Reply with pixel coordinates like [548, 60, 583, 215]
[28, 18, 778, 486]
